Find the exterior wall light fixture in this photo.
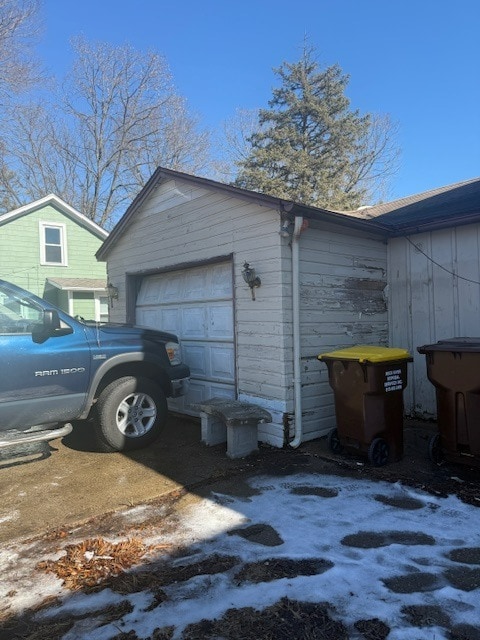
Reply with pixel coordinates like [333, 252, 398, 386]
[242, 262, 261, 300]
[107, 282, 119, 306]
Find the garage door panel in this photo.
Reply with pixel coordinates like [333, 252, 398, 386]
[138, 303, 233, 343]
[136, 262, 235, 414]
[136, 308, 158, 328]
[182, 307, 206, 338]
[140, 304, 233, 341]
[181, 380, 205, 405]
[137, 264, 233, 306]
[209, 305, 233, 339]
[137, 307, 180, 335]
[162, 274, 185, 302]
[158, 308, 180, 334]
[138, 278, 160, 305]
[211, 265, 232, 298]
[183, 271, 208, 300]
[205, 382, 235, 399]
[210, 345, 235, 381]
[139, 274, 182, 304]
[182, 344, 208, 377]
[182, 343, 234, 382]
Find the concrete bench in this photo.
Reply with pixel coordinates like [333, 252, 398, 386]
[191, 397, 272, 459]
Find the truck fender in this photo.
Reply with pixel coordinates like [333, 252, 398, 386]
[79, 351, 170, 419]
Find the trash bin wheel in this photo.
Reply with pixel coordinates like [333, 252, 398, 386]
[328, 428, 344, 454]
[428, 433, 443, 464]
[368, 438, 389, 467]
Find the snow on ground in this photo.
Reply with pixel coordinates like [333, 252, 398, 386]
[1, 472, 480, 639]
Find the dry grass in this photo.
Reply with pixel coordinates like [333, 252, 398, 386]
[36, 536, 171, 591]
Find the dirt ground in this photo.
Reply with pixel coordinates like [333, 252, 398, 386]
[3, 415, 480, 544]
[1, 417, 479, 640]
[306, 419, 480, 509]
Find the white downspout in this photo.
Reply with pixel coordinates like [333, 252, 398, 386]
[289, 215, 304, 448]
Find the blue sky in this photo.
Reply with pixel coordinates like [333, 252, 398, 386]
[39, 0, 480, 201]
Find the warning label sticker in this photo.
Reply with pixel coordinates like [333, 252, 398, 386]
[384, 369, 403, 392]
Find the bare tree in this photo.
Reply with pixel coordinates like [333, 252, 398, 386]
[127, 92, 210, 191]
[342, 113, 401, 206]
[1, 102, 79, 208]
[0, 0, 43, 210]
[214, 108, 261, 182]
[1, 37, 212, 227]
[0, 0, 42, 103]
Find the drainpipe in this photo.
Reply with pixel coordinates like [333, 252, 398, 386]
[289, 215, 304, 448]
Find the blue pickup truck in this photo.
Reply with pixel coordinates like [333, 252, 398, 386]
[0, 279, 190, 452]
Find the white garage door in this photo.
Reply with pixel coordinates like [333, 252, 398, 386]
[136, 262, 235, 414]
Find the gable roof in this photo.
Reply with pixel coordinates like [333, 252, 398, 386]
[347, 177, 480, 236]
[0, 194, 109, 240]
[96, 167, 388, 260]
[97, 169, 480, 260]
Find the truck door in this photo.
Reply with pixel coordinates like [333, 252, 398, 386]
[0, 285, 91, 430]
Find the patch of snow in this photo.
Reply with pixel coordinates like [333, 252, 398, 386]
[2, 473, 479, 639]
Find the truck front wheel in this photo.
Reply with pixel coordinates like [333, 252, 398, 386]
[94, 376, 168, 452]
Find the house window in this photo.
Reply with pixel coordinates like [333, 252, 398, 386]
[40, 222, 67, 266]
[97, 295, 109, 323]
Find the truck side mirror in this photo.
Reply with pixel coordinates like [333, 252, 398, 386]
[44, 310, 61, 331]
[32, 309, 72, 343]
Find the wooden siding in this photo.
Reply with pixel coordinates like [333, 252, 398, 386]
[299, 221, 389, 441]
[105, 178, 292, 447]
[388, 224, 480, 417]
[0, 203, 106, 319]
[71, 292, 95, 319]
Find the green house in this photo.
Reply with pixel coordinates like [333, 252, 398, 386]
[0, 194, 109, 321]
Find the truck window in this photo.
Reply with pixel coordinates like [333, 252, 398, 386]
[0, 288, 44, 334]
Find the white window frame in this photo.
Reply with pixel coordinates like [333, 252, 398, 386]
[39, 221, 68, 266]
[95, 293, 109, 322]
[67, 290, 74, 317]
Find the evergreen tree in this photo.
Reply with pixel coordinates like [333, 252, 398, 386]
[234, 46, 398, 210]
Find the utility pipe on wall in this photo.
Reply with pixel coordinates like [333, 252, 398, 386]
[289, 215, 304, 448]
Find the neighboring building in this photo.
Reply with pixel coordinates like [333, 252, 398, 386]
[360, 177, 480, 418]
[0, 194, 109, 321]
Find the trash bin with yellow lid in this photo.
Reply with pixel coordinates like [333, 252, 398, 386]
[318, 346, 413, 466]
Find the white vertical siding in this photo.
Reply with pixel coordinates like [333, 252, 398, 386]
[105, 178, 291, 447]
[388, 223, 480, 417]
[299, 221, 389, 441]
[104, 176, 400, 447]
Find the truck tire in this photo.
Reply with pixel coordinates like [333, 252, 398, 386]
[94, 376, 168, 452]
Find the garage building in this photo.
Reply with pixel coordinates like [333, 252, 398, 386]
[97, 167, 389, 447]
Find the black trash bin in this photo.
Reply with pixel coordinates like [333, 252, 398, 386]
[318, 346, 413, 466]
[418, 338, 480, 466]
